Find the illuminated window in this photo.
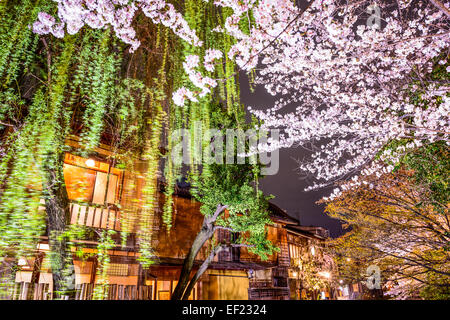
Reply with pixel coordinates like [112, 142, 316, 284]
[64, 154, 121, 205]
[289, 244, 302, 260]
[64, 164, 96, 202]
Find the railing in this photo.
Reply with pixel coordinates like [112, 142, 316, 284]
[38, 199, 122, 231]
[249, 276, 290, 300]
[102, 284, 153, 300]
[5, 282, 152, 300]
[0, 282, 52, 300]
[248, 287, 290, 300]
[69, 202, 121, 231]
[75, 283, 153, 300]
[272, 267, 288, 278]
[249, 280, 272, 288]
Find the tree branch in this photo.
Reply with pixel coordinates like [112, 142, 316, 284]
[429, 0, 450, 18]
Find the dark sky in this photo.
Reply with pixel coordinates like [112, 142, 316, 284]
[239, 73, 343, 238]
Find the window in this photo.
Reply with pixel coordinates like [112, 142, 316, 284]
[64, 154, 122, 205]
[289, 244, 301, 260]
[106, 263, 129, 276]
[64, 164, 96, 202]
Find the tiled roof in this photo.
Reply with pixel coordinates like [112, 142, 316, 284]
[267, 202, 299, 225]
[285, 224, 330, 239]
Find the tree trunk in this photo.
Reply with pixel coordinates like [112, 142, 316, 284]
[181, 245, 226, 300]
[43, 152, 75, 300]
[170, 222, 213, 300]
[181, 242, 252, 300]
[171, 204, 227, 300]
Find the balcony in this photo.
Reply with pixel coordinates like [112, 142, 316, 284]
[5, 282, 152, 300]
[39, 198, 121, 232]
[69, 201, 121, 231]
[248, 287, 290, 300]
[248, 268, 290, 300]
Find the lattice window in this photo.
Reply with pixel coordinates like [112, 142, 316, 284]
[107, 263, 129, 276]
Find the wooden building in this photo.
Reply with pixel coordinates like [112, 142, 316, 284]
[285, 225, 337, 300]
[2, 138, 337, 300]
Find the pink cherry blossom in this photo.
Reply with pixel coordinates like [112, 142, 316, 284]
[33, 1, 202, 52]
[32, 0, 450, 199]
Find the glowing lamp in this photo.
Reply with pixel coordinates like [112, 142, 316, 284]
[37, 243, 49, 251]
[85, 159, 95, 167]
[319, 271, 331, 279]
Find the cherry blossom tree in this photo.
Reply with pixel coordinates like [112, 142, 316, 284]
[32, 0, 203, 51]
[241, 0, 449, 197]
[170, 0, 450, 197]
[323, 167, 450, 299]
[32, 1, 450, 198]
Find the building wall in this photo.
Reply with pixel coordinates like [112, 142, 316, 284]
[153, 196, 208, 261]
[202, 270, 249, 300]
[10, 151, 298, 300]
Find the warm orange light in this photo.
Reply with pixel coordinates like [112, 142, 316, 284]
[85, 159, 95, 167]
[37, 243, 49, 251]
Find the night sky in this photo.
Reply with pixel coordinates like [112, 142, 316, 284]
[239, 73, 344, 238]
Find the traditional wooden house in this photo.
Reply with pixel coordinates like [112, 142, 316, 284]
[2, 137, 336, 300]
[285, 225, 337, 300]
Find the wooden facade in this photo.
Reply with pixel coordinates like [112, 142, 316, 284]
[1, 141, 337, 300]
[285, 225, 337, 300]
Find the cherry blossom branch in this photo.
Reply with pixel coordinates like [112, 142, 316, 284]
[429, 0, 450, 18]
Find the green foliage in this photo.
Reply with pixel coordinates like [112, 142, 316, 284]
[325, 169, 449, 299]
[188, 102, 277, 260]
[291, 254, 330, 294]
[406, 52, 449, 112]
[92, 229, 116, 300]
[402, 141, 449, 214]
[77, 30, 119, 151]
[0, 0, 154, 297]
[420, 272, 450, 300]
[0, 0, 276, 299]
[161, 0, 243, 227]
